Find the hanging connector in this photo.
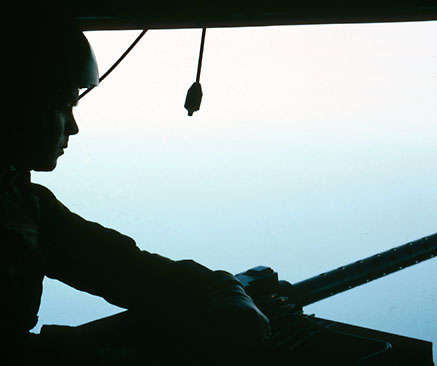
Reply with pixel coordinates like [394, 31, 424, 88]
[185, 27, 206, 116]
[184, 82, 203, 116]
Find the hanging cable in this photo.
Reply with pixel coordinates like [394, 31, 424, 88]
[184, 27, 206, 116]
[79, 29, 148, 100]
[196, 26, 207, 83]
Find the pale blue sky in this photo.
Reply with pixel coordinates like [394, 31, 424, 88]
[33, 21, 437, 358]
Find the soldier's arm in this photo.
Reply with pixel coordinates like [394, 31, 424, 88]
[33, 183, 223, 314]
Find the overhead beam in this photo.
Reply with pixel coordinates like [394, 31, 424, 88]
[71, 0, 437, 30]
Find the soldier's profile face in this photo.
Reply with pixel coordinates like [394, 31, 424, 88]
[27, 87, 80, 172]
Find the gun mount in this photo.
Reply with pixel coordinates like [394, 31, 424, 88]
[235, 232, 437, 365]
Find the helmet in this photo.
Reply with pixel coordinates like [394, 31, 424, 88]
[31, 19, 100, 90]
[4, 6, 99, 94]
[68, 32, 100, 89]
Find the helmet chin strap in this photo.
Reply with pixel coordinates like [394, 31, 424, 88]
[79, 29, 148, 100]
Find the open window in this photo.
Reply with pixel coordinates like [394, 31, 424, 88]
[33, 23, 437, 358]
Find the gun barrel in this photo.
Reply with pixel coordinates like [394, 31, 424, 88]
[290, 233, 437, 307]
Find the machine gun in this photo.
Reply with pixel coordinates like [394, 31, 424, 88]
[235, 232, 437, 365]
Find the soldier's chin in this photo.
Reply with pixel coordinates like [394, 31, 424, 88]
[32, 157, 58, 172]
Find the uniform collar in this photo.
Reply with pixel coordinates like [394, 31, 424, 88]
[0, 165, 30, 191]
[0, 164, 17, 184]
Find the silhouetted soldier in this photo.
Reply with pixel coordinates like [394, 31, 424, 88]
[1, 7, 270, 366]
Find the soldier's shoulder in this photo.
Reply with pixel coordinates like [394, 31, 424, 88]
[30, 182, 57, 200]
[30, 183, 71, 216]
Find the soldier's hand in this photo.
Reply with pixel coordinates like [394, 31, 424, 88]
[207, 276, 271, 346]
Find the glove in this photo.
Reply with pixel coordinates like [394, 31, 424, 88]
[207, 271, 271, 347]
